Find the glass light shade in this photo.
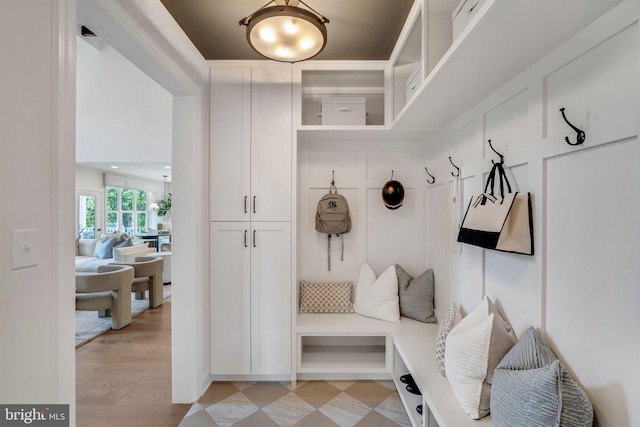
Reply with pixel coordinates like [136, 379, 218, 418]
[246, 6, 327, 62]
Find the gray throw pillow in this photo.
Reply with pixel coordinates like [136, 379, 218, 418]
[115, 237, 133, 248]
[491, 326, 593, 427]
[395, 265, 436, 323]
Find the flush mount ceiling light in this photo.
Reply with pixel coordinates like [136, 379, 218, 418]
[239, 0, 329, 63]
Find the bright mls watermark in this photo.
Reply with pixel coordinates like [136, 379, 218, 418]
[0, 405, 68, 426]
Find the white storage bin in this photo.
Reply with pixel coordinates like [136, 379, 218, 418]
[405, 65, 422, 102]
[452, 0, 486, 41]
[321, 97, 366, 125]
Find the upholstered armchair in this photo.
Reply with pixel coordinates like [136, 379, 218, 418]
[111, 256, 164, 308]
[75, 265, 135, 330]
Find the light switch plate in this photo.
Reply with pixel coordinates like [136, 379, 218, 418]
[12, 229, 38, 270]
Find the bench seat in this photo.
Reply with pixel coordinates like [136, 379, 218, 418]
[296, 313, 493, 427]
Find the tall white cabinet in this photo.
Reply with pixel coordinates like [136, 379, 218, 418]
[209, 64, 292, 377]
[210, 66, 291, 222]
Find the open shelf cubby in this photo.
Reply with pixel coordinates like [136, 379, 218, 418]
[298, 335, 389, 374]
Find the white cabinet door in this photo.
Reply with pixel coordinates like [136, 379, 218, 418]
[210, 222, 251, 374]
[250, 67, 292, 222]
[210, 66, 251, 222]
[251, 222, 292, 375]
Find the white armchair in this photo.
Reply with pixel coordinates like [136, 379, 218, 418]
[75, 265, 135, 330]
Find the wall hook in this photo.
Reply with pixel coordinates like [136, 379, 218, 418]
[449, 157, 460, 178]
[425, 167, 435, 184]
[559, 107, 586, 146]
[488, 139, 505, 165]
[330, 170, 336, 192]
[390, 170, 395, 180]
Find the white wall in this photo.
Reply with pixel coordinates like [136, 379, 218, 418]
[423, 4, 639, 426]
[298, 140, 426, 283]
[76, 39, 172, 163]
[0, 0, 76, 421]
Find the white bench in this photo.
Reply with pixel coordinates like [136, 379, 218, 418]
[296, 314, 493, 427]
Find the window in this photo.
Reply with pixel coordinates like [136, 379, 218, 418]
[106, 186, 149, 234]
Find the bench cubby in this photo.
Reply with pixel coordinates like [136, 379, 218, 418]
[295, 313, 494, 427]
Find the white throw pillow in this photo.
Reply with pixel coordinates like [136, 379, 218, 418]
[444, 296, 516, 419]
[353, 263, 400, 323]
[77, 239, 98, 257]
[113, 243, 152, 262]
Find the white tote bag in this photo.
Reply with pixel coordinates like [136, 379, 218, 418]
[457, 162, 533, 255]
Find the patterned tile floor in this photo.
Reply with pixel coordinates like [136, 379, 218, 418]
[178, 380, 412, 427]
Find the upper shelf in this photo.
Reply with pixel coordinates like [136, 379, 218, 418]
[392, 0, 623, 131]
[297, 0, 622, 143]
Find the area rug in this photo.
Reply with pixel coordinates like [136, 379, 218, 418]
[75, 284, 172, 347]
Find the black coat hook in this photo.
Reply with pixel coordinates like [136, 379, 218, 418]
[559, 108, 586, 146]
[488, 139, 505, 165]
[449, 157, 460, 178]
[331, 170, 335, 186]
[425, 167, 435, 184]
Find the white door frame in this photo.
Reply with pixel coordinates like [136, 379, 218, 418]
[77, 0, 210, 403]
[76, 189, 104, 239]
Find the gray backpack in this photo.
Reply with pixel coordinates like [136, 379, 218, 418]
[315, 186, 351, 271]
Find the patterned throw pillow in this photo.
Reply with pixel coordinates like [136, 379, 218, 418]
[445, 297, 517, 419]
[299, 281, 355, 314]
[395, 265, 436, 323]
[491, 327, 593, 427]
[435, 303, 460, 376]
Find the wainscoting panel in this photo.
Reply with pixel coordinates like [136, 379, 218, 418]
[449, 119, 480, 174]
[420, 3, 639, 425]
[544, 137, 640, 427]
[483, 89, 529, 156]
[425, 181, 452, 316]
[298, 144, 425, 286]
[307, 150, 359, 189]
[543, 21, 639, 144]
[365, 187, 420, 275]
[483, 163, 539, 336]
[306, 187, 359, 281]
[450, 175, 484, 315]
[365, 150, 420, 187]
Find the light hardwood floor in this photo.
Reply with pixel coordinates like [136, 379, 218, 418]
[76, 301, 190, 427]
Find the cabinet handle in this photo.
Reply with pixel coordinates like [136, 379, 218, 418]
[253, 196, 256, 214]
[244, 196, 248, 214]
[244, 230, 247, 248]
[253, 230, 256, 248]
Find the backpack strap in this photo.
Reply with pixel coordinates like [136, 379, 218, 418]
[340, 234, 344, 261]
[327, 234, 331, 271]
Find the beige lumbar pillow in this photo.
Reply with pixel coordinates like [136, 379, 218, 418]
[444, 296, 516, 419]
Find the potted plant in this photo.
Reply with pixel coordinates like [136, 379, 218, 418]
[157, 193, 172, 217]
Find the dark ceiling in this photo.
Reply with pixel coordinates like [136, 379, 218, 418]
[159, 0, 416, 61]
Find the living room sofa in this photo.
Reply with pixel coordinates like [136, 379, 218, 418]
[75, 235, 157, 272]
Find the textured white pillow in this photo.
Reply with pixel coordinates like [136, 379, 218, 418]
[444, 297, 516, 419]
[435, 303, 462, 376]
[353, 263, 400, 323]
